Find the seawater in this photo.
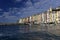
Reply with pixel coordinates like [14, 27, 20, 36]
[0, 24, 60, 40]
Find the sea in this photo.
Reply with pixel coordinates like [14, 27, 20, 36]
[0, 24, 60, 40]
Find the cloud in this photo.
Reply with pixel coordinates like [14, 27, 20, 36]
[25, 0, 33, 7]
[4, 11, 18, 18]
[0, 8, 3, 11]
[2, 12, 10, 16]
[22, 0, 60, 16]
[0, 16, 3, 18]
[5, 16, 19, 23]
[18, 0, 50, 17]
[5, 16, 18, 21]
[0, 11, 19, 23]
[1, 0, 60, 23]
[9, 0, 60, 18]
[0, 16, 18, 23]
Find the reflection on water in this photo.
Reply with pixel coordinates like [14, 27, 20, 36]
[0, 24, 60, 40]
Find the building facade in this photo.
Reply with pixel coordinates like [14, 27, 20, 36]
[18, 7, 60, 24]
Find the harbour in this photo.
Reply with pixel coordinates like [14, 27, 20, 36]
[0, 0, 60, 40]
[0, 23, 60, 40]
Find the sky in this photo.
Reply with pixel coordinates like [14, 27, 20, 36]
[0, 0, 60, 23]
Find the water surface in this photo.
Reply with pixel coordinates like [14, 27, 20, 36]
[0, 24, 60, 40]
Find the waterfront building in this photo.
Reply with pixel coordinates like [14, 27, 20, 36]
[28, 14, 40, 24]
[18, 7, 60, 24]
[33, 14, 42, 24]
[26, 14, 42, 24]
[33, 15, 39, 23]
[31, 15, 35, 22]
[37, 14, 42, 23]
[24, 17, 29, 23]
[46, 10, 50, 23]
[51, 11, 56, 22]
[29, 16, 32, 22]
[43, 12, 47, 23]
[22, 18, 25, 23]
[52, 8, 60, 23]
[41, 13, 45, 23]
[46, 7, 52, 23]
[19, 19, 21, 23]
[55, 8, 60, 23]
[57, 11, 60, 23]
[41, 12, 47, 23]
[49, 8, 53, 22]
[19, 18, 25, 23]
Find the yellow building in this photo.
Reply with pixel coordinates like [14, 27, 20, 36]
[29, 14, 40, 24]
[33, 14, 42, 24]
[19, 7, 60, 24]
[48, 7, 60, 23]
[37, 14, 42, 23]
[33, 15, 38, 22]
[55, 9, 60, 23]
[51, 11, 56, 22]
[23, 17, 29, 23]
[57, 11, 60, 23]
[31, 15, 35, 22]
[52, 8, 60, 23]
[46, 7, 57, 23]
[28, 14, 42, 24]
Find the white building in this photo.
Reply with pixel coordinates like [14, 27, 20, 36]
[52, 8, 60, 23]
[41, 13, 45, 23]
[19, 19, 23, 23]
[51, 11, 56, 22]
[46, 10, 51, 23]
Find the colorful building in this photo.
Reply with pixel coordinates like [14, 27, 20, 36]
[46, 7, 52, 23]
[18, 7, 60, 24]
[33, 14, 42, 24]
[52, 8, 60, 23]
[51, 11, 56, 22]
[37, 14, 42, 23]
[41, 13, 44, 23]
[19, 18, 25, 23]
